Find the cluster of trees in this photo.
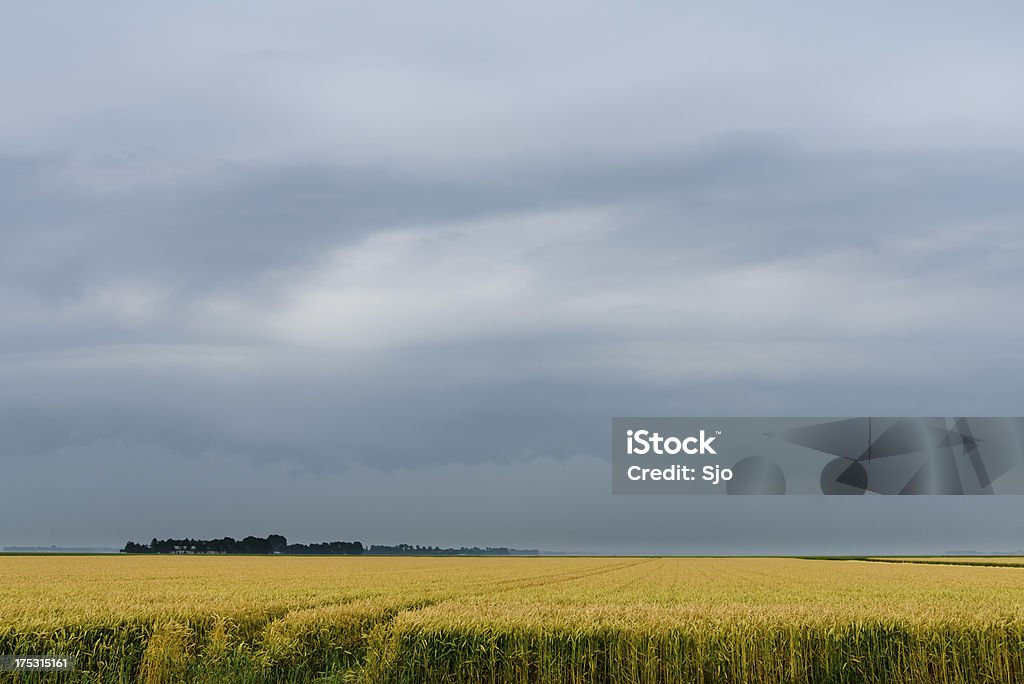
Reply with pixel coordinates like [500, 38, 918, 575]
[122, 535, 539, 556]
[122, 535, 363, 555]
[284, 540, 366, 555]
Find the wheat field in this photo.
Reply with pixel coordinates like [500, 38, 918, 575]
[2, 556, 1024, 683]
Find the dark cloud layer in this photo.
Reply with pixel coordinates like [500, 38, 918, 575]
[2, 3, 1023, 552]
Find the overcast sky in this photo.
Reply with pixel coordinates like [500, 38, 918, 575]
[3, 3, 1024, 553]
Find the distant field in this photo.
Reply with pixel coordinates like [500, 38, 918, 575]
[3, 556, 1024, 683]
[869, 556, 1024, 568]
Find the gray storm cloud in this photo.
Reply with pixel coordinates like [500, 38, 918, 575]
[2, 2, 1023, 552]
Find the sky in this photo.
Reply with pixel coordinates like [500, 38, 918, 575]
[2, 2, 1023, 554]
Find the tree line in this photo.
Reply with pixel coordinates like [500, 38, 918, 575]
[122, 535, 362, 555]
[122, 535, 538, 555]
[368, 543, 538, 555]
